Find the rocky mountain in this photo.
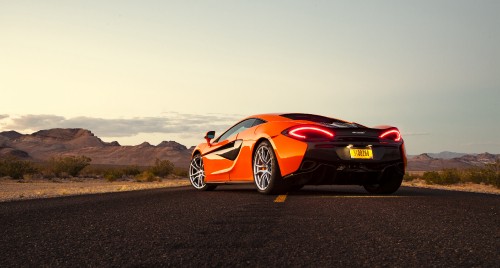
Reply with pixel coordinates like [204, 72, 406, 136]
[0, 128, 192, 168]
[0, 130, 23, 140]
[427, 151, 469, 159]
[407, 152, 499, 171]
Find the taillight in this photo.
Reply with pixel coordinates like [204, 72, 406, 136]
[283, 125, 335, 141]
[379, 129, 401, 142]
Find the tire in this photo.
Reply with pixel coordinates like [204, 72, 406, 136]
[189, 154, 217, 191]
[363, 168, 403, 194]
[253, 140, 287, 194]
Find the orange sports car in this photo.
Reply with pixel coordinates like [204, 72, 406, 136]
[189, 113, 407, 194]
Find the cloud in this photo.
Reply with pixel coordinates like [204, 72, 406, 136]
[4, 113, 242, 137]
[0, 114, 9, 120]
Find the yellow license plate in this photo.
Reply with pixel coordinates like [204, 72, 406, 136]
[349, 148, 373, 159]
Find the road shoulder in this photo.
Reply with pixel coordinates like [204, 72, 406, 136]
[402, 179, 499, 195]
[0, 177, 190, 202]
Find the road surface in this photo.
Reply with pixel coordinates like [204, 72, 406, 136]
[0, 185, 498, 267]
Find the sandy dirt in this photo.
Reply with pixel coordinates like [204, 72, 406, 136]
[1, 177, 498, 202]
[0, 177, 190, 202]
[403, 179, 499, 195]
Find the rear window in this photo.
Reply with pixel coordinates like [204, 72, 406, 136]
[280, 113, 363, 128]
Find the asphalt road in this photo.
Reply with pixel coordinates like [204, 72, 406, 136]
[0, 185, 499, 267]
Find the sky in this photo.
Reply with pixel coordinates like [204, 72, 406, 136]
[0, 0, 499, 154]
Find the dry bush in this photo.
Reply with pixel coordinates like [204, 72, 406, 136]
[403, 173, 419, 181]
[78, 165, 141, 178]
[104, 169, 124, 182]
[149, 159, 174, 178]
[135, 171, 160, 182]
[422, 165, 499, 188]
[48, 156, 91, 178]
[422, 171, 441, 184]
[423, 169, 461, 185]
[438, 169, 461, 184]
[103, 166, 142, 181]
[122, 165, 141, 176]
[0, 157, 37, 179]
[173, 167, 188, 177]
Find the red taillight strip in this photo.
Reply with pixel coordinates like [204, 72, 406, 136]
[379, 129, 401, 141]
[289, 126, 335, 139]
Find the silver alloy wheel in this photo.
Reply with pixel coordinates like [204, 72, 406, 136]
[189, 155, 206, 189]
[253, 145, 273, 191]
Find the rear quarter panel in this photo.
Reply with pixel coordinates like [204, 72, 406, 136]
[254, 121, 308, 177]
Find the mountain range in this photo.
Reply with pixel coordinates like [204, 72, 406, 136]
[407, 152, 499, 171]
[0, 128, 191, 168]
[1, 128, 498, 171]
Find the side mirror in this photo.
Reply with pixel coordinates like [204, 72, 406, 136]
[204, 131, 215, 146]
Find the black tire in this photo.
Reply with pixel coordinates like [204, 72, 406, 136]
[189, 154, 217, 191]
[253, 141, 287, 195]
[363, 169, 403, 194]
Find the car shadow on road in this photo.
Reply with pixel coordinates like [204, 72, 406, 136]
[289, 185, 471, 197]
[209, 184, 439, 197]
[201, 183, 486, 197]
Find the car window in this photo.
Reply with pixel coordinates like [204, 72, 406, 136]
[280, 113, 363, 128]
[215, 119, 257, 142]
[280, 113, 345, 124]
[252, 118, 266, 127]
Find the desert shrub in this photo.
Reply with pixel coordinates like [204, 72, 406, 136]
[49, 155, 92, 177]
[0, 157, 37, 179]
[104, 169, 124, 182]
[135, 171, 159, 182]
[421, 166, 499, 188]
[464, 168, 486, 184]
[70, 164, 144, 180]
[490, 174, 500, 188]
[122, 165, 141, 176]
[483, 162, 500, 188]
[403, 173, 419, 181]
[149, 159, 174, 178]
[75, 165, 100, 178]
[438, 169, 461, 185]
[422, 171, 440, 184]
[467, 164, 498, 188]
[37, 164, 56, 179]
[423, 169, 460, 185]
[173, 167, 188, 177]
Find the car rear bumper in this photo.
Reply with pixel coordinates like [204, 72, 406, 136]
[283, 143, 406, 185]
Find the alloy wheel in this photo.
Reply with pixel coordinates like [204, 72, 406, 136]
[253, 145, 273, 191]
[189, 155, 206, 189]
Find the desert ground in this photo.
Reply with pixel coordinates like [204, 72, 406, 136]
[0, 176, 190, 202]
[402, 180, 499, 195]
[0, 177, 497, 202]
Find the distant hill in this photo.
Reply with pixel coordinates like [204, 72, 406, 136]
[0, 128, 191, 168]
[427, 151, 470, 159]
[0, 130, 23, 140]
[408, 151, 472, 159]
[407, 152, 499, 171]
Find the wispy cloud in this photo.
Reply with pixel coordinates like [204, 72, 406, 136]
[3, 113, 242, 137]
[0, 114, 9, 120]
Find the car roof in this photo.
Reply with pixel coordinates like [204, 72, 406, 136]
[246, 113, 347, 123]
